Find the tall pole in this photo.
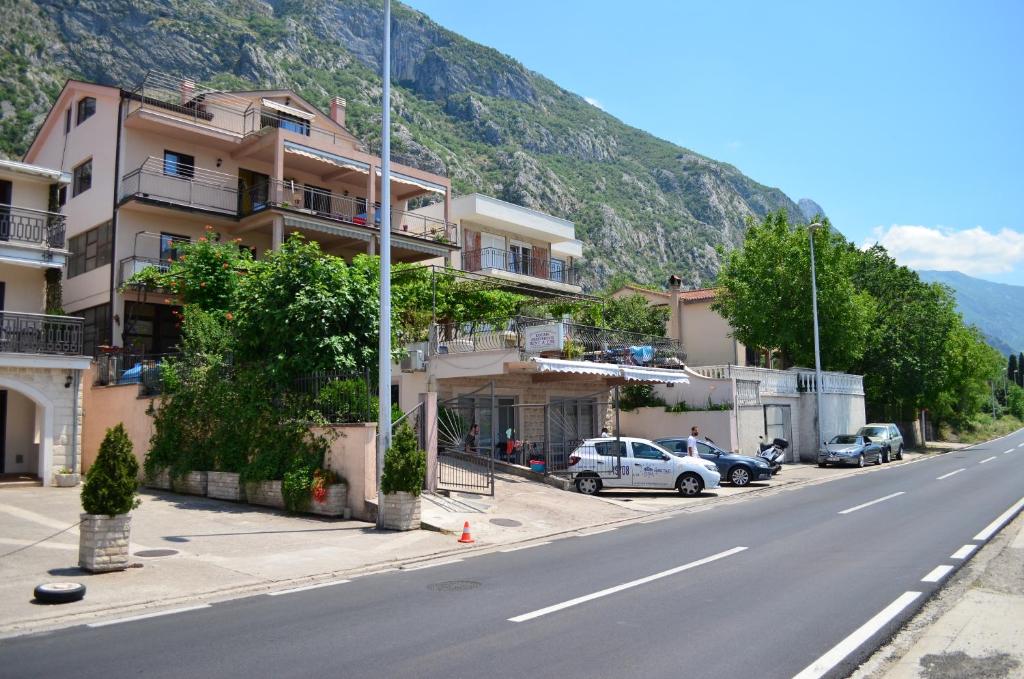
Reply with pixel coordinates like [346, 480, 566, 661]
[809, 223, 825, 457]
[376, 0, 392, 529]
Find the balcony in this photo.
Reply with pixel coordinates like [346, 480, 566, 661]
[0, 312, 83, 356]
[0, 206, 66, 249]
[431, 316, 685, 367]
[463, 247, 579, 287]
[118, 256, 172, 288]
[120, 158, 239, 215]
[689, 365, 864, 397]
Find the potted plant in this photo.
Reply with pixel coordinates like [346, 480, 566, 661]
[379, 422, 426, 531]
[308, 468, 348, 517]
[54, 465, 80, 488]
[79, 424, 140, 573]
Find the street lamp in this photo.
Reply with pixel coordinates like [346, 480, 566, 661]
[808, 221, 825, 457]
[377, 0, 393, 529]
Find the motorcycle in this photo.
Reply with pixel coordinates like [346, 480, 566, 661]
[756, 436, 787, 475]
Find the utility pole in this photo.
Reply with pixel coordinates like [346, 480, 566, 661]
[808, 222, 825, 456]
[376, 0, 392, 529]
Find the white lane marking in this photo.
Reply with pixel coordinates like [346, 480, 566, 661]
[500, 542, 551, 553]
[580, 527, 617, 536]
[974, 496, 1024, 541]
[936, 468, 965, 480]
[792, 591, 922, 679]
[267, 580, 350, 596]
[87, 604, 210, 628]
[979, 456, 997, 464]
[950, 544, 977, 560]
[1018, 442, 1024, 448]
[508, 546, 747, 623]
[401, 559, 463, 571]
[1004, 448, 1015, 455]
[921, 565, 954, 583]
[838, 492, 905, 515]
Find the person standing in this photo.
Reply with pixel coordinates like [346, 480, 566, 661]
[686, 426, 700, 457]
[465, 423, 479, 453]
[600, 427, 612, 438]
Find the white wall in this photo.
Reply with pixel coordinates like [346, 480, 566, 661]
[619, 407, 736, 451]
[0, 264, 45, 313]
[796, 392, 867, 462]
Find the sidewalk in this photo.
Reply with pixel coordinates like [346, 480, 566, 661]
[0, 449, 941, 637]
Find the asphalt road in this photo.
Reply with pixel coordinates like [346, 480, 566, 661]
[3, 432, 1024, 679]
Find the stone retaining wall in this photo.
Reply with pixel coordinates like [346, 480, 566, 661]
[244, 481, 284, 509]
[308, 482, 348, 517]
[207, 471, 244, 501]
[172, 471, 208, 496]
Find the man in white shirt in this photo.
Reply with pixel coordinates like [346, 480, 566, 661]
[686, 426, 699, 457]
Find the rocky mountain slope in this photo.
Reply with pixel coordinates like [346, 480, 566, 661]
[0, 0, 808, 288]
[918, 270, 1024, 356]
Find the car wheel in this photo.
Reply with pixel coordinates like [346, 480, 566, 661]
[896, 445, 904, 460]
[881, 447, 889, 463]
[817, 462, 828, 468]
[857, 454, 865, 468]
[875, 451, 883, 465]
[33, 582, 86, 604]
[676, 473, 703, 497]
[575, 475, 601, 495]
[729, 466, 751, 487]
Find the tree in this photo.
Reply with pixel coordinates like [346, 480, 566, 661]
[712, 211, 875, 370]
[1018, 352, 1024, 387]
[927, 325, 1004, 427]
[574, 293, 672, 337]
[82, 424, 140, 516]
[1009, 354, 1018, 386]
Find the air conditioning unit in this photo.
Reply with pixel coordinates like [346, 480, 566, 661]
[401, 349, 425, 372]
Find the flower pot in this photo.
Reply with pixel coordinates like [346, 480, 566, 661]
[380, 491, 421, 531]
[207, 471, 244, 502]
[54, 472, 81, 488]
[147, 468, 171, 490]
[79, 512, 132, 573]
[244, 481, 285, 509]
[172, 471, 208, 496]
[308, 482, 348, 517]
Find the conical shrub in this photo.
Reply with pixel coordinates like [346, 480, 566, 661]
[82, 423, 140, 516]
[380, 422, 426, 496]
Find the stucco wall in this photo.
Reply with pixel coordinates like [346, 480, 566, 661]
[81, 366, 155, 476]
[0, 264, 46, 314]
[680, 300, 743, 367]
[796, 392, 867, 462]
[3, 390, 38, 473]
[618, 407, 736, 451]
[315, 423, 378, 522]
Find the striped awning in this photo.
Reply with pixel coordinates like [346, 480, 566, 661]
[376, 168, 445, 195]
[261, 98, 315, 120]
[530, 358, 689, 384]
[283, 142, 370, 175]
[620, 366, 690, 385]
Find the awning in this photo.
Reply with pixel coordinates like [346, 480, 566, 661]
[261, 98, 315, 120]
[620, 366, 690, 385]
[283, 215, 373, 242]
[375, 168, 446, 195]
[283, 142, 370, 174]
[530, 358, 690, 385]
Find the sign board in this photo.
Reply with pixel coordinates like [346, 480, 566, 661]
[523, 322, 564, 353]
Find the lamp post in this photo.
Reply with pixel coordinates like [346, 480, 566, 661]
[376, 0, 392, 529]
[808, 221, 825, 458]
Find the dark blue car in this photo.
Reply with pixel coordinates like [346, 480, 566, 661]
[655, 437, 774, 486]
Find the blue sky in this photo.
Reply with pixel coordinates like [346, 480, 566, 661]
[403, 0, 1024, 285]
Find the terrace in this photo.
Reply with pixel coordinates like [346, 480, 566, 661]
[462, 247, 580, 287]
[0, 312, 83, 356]
[0, 205, 66, 250]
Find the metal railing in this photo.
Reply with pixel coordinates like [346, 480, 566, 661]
[0, 311, 83, 356]
[118, 256, 172, 287]
[431, 316, 686, 367]
[462, 247, 579, 285]
[120, 157, 239, 214]
[94, 353, 176, 387]
[0, 205, 66, 249]
[293, 370, 378, 424]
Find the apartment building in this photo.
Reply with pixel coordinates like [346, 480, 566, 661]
[23, 72, 456, 355]
[0, 159, 90, 484]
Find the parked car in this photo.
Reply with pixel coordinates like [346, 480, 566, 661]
[655, 437, 773, 487]
[856, 423, 904, 462]
[567, 437, 721, 497]
[817, 434, 884, 467]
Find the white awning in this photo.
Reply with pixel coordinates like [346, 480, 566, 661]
[530, 358, 690, 385]
[261, 98, 315, 120]
[283, 142, 369, 175]
[620, 366, 690, 385]
[376, 168, 445, 195]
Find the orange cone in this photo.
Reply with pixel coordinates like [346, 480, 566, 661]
[457, 521, 475, 544]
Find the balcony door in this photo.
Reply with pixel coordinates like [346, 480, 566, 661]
[480, 233, 504, 270]
[238, 168, 269, 214]
[0, 180, 11, 242]
[509, 240, 532, 276]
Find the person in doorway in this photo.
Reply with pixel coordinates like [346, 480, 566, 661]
[686, 426, 700, 457]
[600, 427, 612, 438]
[465, 423, 479, 454]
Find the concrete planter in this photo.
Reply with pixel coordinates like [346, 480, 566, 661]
[244, 481, 285, 509]
[381, 491, 421, 531]
[147, 468, 171, 490]
[308, 482, 348, 517]
[172, 471, 208, 496]
[54, 472, 80, 488]
[79, 513, 132, 573]
[207, 472, 244, 502]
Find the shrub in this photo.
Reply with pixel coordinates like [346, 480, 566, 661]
[619, 384, 666, 411]
[380, 422, 426, 496]
[82, 424, 140, 516]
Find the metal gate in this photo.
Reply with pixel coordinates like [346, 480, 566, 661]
[437, 384, 496, 496]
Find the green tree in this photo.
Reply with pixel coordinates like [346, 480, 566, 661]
[1018, 352, 1024, 387]
[574, 293, 672, 336]
[1009, 354, 1018, 386]
[928, 325, 1004, 427]
[82, 424, 140, 516]
[712, 211, 875, 370]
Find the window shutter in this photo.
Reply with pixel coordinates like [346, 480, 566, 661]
[532, 245, 548, 279]
[463, 229, 480, 270]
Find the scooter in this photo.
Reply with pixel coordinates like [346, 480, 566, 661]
[756, 436, 787, 475]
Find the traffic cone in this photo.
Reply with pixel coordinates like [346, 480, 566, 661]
[457, 521, 475, 544]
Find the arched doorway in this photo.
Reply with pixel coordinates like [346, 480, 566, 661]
[0, 376, 54, 484]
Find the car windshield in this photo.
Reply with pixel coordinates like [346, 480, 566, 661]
[858, 427, 887, 437]
[830, 435, 860, 444]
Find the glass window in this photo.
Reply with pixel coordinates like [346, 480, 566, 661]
[160, 233, 189, 262]
[163, 151, 195, 179]
[550, 257, 565, 282]
[261, 108, 310, 136]
[72, 159, 92, 197]
[632, 441, 666, 460]
[593, 440, 627, 458]
[79, 303, 111, 356]
[660, 439, 686, 453]
[76, 97, 96, 125]
[64, 107, 72, 134]
[67, 221, 112, 278]
[695, 441, 716, 455]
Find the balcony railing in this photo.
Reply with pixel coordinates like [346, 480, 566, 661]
[120, 158, 239, 214]
[242, 180, 457, 246]
[0, 206, 66, 249]
[0, 311, 83, 356]
[462, 247, 579, 286]
[689, 365, 800, 396]
[119, 256, 172, 287]
[431, 316, 686, 367]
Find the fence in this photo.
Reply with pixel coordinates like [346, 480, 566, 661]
[120, 157, 239, 214]
[94, 353, 176, 389]
[0, 312, 83, 356]
[0, 206, 66, 249]
[293, 370, 378, 424]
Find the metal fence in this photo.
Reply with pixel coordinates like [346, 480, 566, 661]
[461, 247, 580, 286]
[0, 206, 66, 249]
[120, 157, 239, 214]
[293, 370, 378, 424]
[0, 312, 83, 355]
[94, 353, 176, 387]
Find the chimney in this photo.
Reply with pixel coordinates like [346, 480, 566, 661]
[180, 78, 195, 105]
[667, 275, 683, 343]
[330, 96, 347, 127]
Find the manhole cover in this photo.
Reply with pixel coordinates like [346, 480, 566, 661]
[134, 549, 179, 558]
[489, 518, 522, 527]
[428, 580, 481, 592]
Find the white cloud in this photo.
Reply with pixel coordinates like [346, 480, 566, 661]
[863, 224, 1024, 275]
[583, 96, 604, 110]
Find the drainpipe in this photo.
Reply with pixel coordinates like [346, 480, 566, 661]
[667, 275, 682, 343]
[70, 369, 81, 473]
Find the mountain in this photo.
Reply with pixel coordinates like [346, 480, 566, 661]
[0, 0, 807, 289]
[918, 270, 1024, 355]
[798, 198, 825, 222]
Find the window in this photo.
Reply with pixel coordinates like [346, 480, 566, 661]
[160, 232, 189, 262]
[303, 183, 332, 214]
[72, 159, 92, 197]
[64, 108, 72, 134]
[76, 97, 96, 125]
[163, 151, 195, 179]
[661, 439, 685, 454]
[550, 257, 566, 283]
[509, 241, 532, 276]
[695, 442, 716, 456]
[261, 108, 310, 136]
[67, 221, 112, 278]
[79, 303, 112, 356]
[593, 440, 627, 458]
[632, 442, 666, 460]
[57, 186, 67, 208]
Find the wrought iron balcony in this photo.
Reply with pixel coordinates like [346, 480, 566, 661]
[462, 247, 579, 286]
[120, 157, 239, 215]
[0, 311, 83, 356]
[0, 205, 66, 249]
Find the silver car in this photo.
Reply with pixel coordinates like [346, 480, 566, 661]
[856, 423, 904, 462]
